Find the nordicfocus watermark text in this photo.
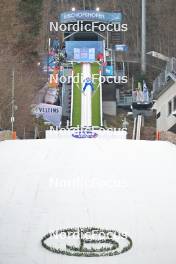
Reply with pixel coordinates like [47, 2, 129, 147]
[49, 73, 128, 84]
[50, 21, 128, 33]
[47, 229, 128, 241]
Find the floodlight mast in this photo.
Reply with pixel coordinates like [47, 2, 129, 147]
[141, 0, 146, 74]
[83, 0, 85, 10]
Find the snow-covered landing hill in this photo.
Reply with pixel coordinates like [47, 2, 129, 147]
[0, 138, 176, 264]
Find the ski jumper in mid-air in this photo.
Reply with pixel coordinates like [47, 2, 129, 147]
[82, 77, 94, 92]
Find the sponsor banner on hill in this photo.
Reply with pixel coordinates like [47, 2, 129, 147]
[102, 65, 114, 76]
[32, 103, 62, 127]
[60, 11, 122, 23]
[114, 44, 128, 52]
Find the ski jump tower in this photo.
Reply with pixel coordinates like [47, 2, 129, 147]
[59, 10, 123, 128]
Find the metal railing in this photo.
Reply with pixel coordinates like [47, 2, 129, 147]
[166, 57, 176, 74]
[118, 96, 133, 106]
[132, 115, 142, 140]
[132, 91, 153, 104]
[136, 115, 142, 140]
[118, 94, 153, 106]
[153, 57, 176, 96]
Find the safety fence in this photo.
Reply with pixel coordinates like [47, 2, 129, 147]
[153, 57, 176, 96]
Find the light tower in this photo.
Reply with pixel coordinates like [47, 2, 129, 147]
[141, 0, 146, 74]
[83, 0, 85, 10]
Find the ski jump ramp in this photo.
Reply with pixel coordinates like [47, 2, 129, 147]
[81, 63, 92, 127]
[71, 62, 102, 127]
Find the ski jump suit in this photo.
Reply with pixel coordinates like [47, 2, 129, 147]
[82, 78, 94, 92]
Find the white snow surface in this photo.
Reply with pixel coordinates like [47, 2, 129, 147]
[0, 138, 176, 264]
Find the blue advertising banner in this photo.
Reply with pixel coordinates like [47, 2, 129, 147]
[65, 41, 103, 62]
[114, 44, 128, 52]
[60, 11, 123, 23]
[102, 66, 114, 76]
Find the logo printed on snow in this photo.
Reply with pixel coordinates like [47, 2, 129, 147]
[72, 130, 98, 139]
[41, 227, 133, 257]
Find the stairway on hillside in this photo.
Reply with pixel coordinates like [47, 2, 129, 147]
[110, 32, 123, 47]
